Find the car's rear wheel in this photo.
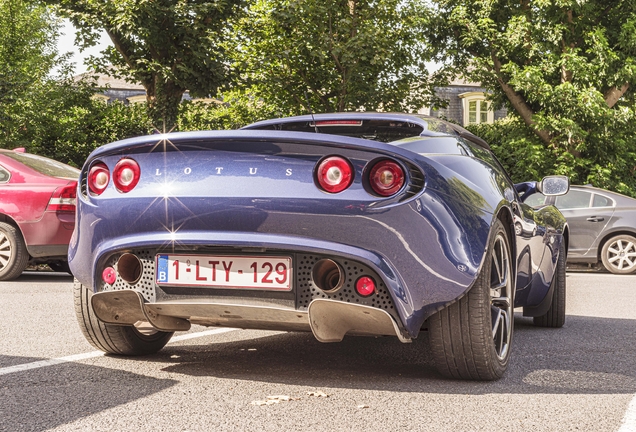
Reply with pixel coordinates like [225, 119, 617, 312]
[534, 239, 566, 327]
[0, 222, 29, 281]
[601, 234, 636, 275]
[428, 218, 514, 380]
[74, 281, 173, 355]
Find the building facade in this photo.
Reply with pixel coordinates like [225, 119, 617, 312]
[419, 78, 507, 127]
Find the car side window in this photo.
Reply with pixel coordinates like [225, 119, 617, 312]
[0, 166, 10, 183]
[592, 194, 614, 208]
[554, 190, 592, 209]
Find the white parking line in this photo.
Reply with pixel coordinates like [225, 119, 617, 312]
[618, 395, 636, 432]
[0, 327, 238, 377]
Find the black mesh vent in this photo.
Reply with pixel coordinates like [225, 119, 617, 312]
[79, 166, 89, 198]
[404, 164, 425, 198]
[295, 254, 398, 321]
[98, 250, 156, 302]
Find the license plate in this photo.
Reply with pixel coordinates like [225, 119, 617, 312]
[155, 254, 292, 291]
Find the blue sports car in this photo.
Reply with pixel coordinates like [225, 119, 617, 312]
[70, 113, 569, 380]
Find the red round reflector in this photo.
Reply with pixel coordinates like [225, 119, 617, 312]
[316, 156, 354, 193]
[88, 162, 110, 195]
[113, 158, 140, 193]
[102, 267, 117, 285]
[355, 276, 376, 297]
[369, 160, 405, 196]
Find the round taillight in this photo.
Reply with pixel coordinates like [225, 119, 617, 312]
[316, 156, 354, 193]
[355, 276, 376, 297]
[369, 160, 405, 196]
[113, 158, 140, 193]
[88, 162, 110, 195]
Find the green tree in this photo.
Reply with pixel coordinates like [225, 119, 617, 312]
[430, 0, 636, 194]
[230, 0, 442, 114]
[51, 0, 243, 131]
[0, 0, 61, 136]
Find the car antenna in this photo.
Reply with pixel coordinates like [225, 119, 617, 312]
[304, 90, 319, 133]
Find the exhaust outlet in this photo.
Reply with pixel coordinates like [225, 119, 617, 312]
[117, 253, 142, 284]
[312, 259, 344, 293]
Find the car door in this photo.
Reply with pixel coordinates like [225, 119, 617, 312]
[555, 189, 615, 258]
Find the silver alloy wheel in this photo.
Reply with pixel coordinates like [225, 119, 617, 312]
[490, 233, 513, 361]
[0, 231, 12, 272]
[606, 239, 636, 272]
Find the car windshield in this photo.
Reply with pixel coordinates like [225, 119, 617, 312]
[2, 152, 80, 179]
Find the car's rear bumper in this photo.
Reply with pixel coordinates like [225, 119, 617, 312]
[70, 192, 493, 338]
[89, 288, 411, 343]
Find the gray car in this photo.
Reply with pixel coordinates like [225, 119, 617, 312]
[524, 185, 636, 274]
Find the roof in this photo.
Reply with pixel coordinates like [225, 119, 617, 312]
[448, 77, 482, 87]
[74, 72, 145, 91]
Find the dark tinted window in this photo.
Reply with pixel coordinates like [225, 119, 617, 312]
[555, 190, 592, 209]
[0, 166, 9, 183]
[2, 152, 79, 179]
[255, 120, 424, 143]
[592, 194, 614, 207]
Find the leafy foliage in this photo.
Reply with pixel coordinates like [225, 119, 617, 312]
[467, 118, 552, 184]
[467, 118, 636, 197]
[430, 0, 636, 195]
[230, 0, 442, 114]
[50, 0, 244, 131]
[3, 81, 151, 167]
[0, 0, 61, 133]
[177, 89, 279, 131]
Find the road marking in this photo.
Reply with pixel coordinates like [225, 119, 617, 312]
[618, 395, 636, 432]
[0, 327, 238, 377]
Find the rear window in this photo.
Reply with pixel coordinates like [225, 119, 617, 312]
[592, 194, 614, 208]
[2, 152, 79, 179]
[256, 120, 425, 143]
[0, 166, 10, 183]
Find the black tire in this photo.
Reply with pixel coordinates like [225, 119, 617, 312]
[74, 281, 173, 355]
[0, 222, 29, 281]
[600, 234, 636, 275]
[428, 218, 514, 380]
[49, 261, 72, 275]
[534, 239, 566, 328]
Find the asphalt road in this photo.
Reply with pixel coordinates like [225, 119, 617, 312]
[1, 271, 635, 431]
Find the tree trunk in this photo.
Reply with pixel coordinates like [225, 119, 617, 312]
[491, 53, 553, 146]
[106, 28, 185, 132]
[605, 83, 629, 108]
[146, 77, 185, 133]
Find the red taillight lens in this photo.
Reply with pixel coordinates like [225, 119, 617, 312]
[88, 162, 110, 195]
[48, 181, 77, 212]
[369, 160, 405, 197]
[355, 276, 376, 297]
[311, 120, 363, 127]
[316, 156, 354, 193]
[113, 158, 140, 193]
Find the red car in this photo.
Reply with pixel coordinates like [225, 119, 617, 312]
[0, 148, 79, 280]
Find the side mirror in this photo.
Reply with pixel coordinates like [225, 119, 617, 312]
[537, 175, 569, 196]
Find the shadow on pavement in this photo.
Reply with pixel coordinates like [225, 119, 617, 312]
[8, 271, 74, 284]
[147, 314, 636, 395]
[0, 354, 177, 432]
